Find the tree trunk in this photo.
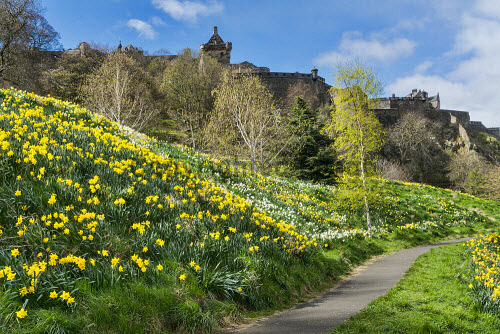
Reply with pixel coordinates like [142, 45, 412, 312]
[189, 120, 196, 150]
[360, 153, 373, 238]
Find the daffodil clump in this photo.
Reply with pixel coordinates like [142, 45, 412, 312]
[0, 88, 317, 322]
[160, 145, 368, 241]
[465, 234, 500, 314]
[161, 144, 485, 244]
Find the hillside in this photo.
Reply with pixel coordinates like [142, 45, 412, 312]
[1, 88, 499, 333]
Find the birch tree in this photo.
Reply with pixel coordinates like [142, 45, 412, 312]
[83, 52, 157, 131]
[162, 48, 222, 149]
[207, 71, 282, 173]
[328, 59, 385, 237]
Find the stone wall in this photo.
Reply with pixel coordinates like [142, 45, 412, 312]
[425, 110, 452, 126]
[441, 109, 470, 126]
[488, 127, 500, 137]
[258, 72, 331, 107]
[469, 120, 489, 132]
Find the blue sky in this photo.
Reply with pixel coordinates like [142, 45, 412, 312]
[43, 0, 499, 127]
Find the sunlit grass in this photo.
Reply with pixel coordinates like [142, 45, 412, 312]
[1, 88, 499, 333]
[332, 243, 500, 333]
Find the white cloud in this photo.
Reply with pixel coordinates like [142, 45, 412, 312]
[313, 51, 344, 68]
[314, 32, 416, 66]
[414, 60, 433, 74]
[151, 0, 223, 22]
[127, 19, 158, 39]
[475, 0, 500, 19]
[150, 16, 166, 26]
[388, 1, 500, 127]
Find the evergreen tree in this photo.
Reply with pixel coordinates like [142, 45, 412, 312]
[285, 97, 337, 183]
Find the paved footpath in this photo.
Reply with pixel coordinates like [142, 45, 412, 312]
[225, 238, 471, 334]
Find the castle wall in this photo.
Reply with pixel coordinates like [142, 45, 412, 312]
[488, 127, 500, 137]
[469, 120, 488, 132]
[258, 72, 331, 107]
[388, 98, 433, 112]
[374, 108, 401, 126]
[441, 109, 470, 126]
[425, 110, 451, 126]
[376, 99, 391, 109]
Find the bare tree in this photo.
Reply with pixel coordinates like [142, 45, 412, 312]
[448, 149, 486, 193]
[384, 111, 446, 183]
[206, 70, 283, 173]
[0, 0, 59, 80]
[152, 48, 171, 56]
[82, 52, 157, 131]
[376, 158, 412, 182]
[484, 166, 500, 201]
[162, 48, 222, 149]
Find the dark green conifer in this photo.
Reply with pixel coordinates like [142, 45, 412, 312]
[285, 97, 338, 183]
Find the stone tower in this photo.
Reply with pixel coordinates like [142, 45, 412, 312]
[200, 26, 232, 65]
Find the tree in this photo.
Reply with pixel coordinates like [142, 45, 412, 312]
[484, 166, 500, 201]
[448, 149, 487, 194]
[206, 70, 283, 173]
[448, 149, 500, 200]
[376, 158, 412, 182]
[41, 47, 106, 104]
[0, 0, 60, 86]
[162, 48, 222, 149]
[82, 52, 158, 131]
[384, 111, 447, 184]
[328, 59, 385, 237]
[282, 96, 337, 183]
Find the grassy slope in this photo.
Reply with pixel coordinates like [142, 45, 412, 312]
[332, 243, 500, 333]
[0, 89, 499, 333]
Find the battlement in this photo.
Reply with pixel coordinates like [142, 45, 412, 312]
[469, 120, 488, 131]
[376, 89, 440, 111]
[259, 71, 326, 83]
[441, 109, 470, 126]
[488, 127, 500, 137]
[375, 89, 498, 138]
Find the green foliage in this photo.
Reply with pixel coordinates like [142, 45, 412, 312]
[332, 175, 386, 212]
[329, 86, 385, 175]
[328, 59, 385, 237]
[2, 88, 500, 333]
[282, 97, 338, 183]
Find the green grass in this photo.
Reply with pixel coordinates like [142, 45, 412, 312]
[1, 88, 500, 333]
[331, 243, 500, 334]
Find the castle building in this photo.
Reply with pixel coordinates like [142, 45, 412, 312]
[53, 27, 498, 138]
[199, 26, 332, 108]
[375, 89, 500, 138]
[200, 26, 232, 65]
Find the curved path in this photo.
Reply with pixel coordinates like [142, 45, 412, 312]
[225, 238, 471, 334]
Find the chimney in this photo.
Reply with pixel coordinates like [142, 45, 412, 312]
[214, 26, 218, 35]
